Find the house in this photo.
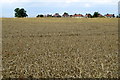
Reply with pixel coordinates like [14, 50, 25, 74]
[62, 12, 69, 17]
[105, 14, 115, 18]
[85, 14, 92, 18]
[98, 14, 103, 17]
[53, 13, 61, 17]
[46, 14, 52, 17]
[72, 14, 84, 18]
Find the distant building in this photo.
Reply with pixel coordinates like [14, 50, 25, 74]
[53, 13, 61, 17]
[98, 14, 104, 17]
[85, 14, 92, 18]
[105, 14, 115, 18]
[72, 14, 84, 18]
[62, 12, 69, 17]
[46, 14, 52, 17]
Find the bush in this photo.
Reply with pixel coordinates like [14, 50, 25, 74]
[36, 14, 44, 17]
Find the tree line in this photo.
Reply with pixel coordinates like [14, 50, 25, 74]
[14, 8, 119, 18]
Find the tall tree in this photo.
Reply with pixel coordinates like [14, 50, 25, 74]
[93, 12, 100, 17]
[113, 14, 115, 18]
[14, 8, 28, 17]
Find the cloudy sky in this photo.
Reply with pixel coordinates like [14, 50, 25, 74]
[1, 0, 119, 17]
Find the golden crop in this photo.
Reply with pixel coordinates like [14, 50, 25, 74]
[2, 18, 119, 78]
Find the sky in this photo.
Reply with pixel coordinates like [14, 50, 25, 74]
[1, 0, 120, 17]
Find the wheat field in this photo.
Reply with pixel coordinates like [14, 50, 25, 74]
[2, 18, 119, 78]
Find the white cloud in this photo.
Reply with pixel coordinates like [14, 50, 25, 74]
[84, 3, 91, 7]
[1, 0, 119, 6]
[65, 0, 79, 3]
[1, 0, 119, 3]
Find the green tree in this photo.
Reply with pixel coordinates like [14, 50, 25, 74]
[113, 14, 115, 18]
[86, 13, 93, 18]
[63, 12, 69, 15]
[36, 14, 44, 17]
[93, 12, 100, 17]
[14, 8, 28, 17]
[116, 15, 119, 18]
[62, 12, 69, 17]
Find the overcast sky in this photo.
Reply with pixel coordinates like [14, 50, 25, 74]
[1, 0, 119, 17]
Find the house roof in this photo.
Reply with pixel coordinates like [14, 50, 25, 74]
[53, 13, 61, 16]
[72, 14, 84, 17]
[98, 14, 103, 17]
[85, 14, 91, 17]
[105, 14, 113, 17]
[63, 14, 69, 16]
